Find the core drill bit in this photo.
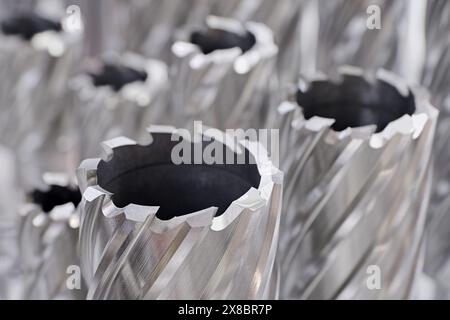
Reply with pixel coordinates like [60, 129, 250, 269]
[0, 9, 83, 188]
[69, 52, 168, 160]
[171, 15, 278, 130]
[18, 173, 84, 299]
[269, 67, 437, 299]
[77, 126, 282, 299]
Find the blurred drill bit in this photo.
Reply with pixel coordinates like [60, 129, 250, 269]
[69, 52, 169, 160]
[77, 126, 282, 299]
[0, 9, 83, 188]
[18, 173, 85, 299]
[170, 15, 278, 130]
[269, 67, 437, 299]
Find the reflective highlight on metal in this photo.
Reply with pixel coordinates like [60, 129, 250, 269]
[271, 67, 437, 299]
[171, 15, 278, 130]
[18, 173, 84, 300]
[77, 126, 283, 299]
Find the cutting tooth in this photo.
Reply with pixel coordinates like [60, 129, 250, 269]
[100, 136, 137, 161]
[76, 159, 101, 193]
[123, 204, 159, 223]
[82, 185, 111, 204]
[150, 207, 217, 234]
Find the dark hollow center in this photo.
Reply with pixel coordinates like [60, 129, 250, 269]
[190, 27, 256, 55]
[89, 63, 148, 92]
[1, 12, 62, 40]
[297, 76, 416, 132]
[31, 185, 82, 213]
[97, 134, 261, 220]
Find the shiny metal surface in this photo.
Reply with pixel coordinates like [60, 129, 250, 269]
[270, 67, 437, 299]
[77, 126, 282, 299]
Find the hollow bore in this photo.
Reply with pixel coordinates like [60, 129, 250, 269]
[89, 63, 148, 92]
[31, 185, 82, 213]
[297, 75, 416, 132]
[1, 12, 62, 40]
[190, 27, 256, 55]
[97, 134, 261, 220]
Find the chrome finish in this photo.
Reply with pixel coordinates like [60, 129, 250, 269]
[77, 126, 282, 299]
[270, 67, 437, 299]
